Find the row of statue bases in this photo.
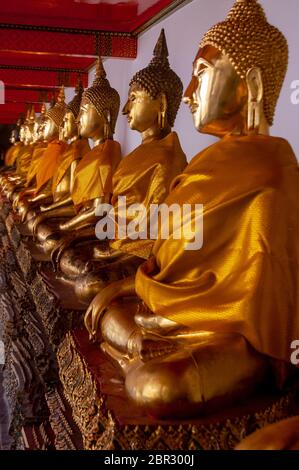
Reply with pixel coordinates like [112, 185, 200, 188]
[1, 1, 299, 450]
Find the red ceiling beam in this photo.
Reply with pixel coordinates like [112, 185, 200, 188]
[0, 27, 137, 59]
[0, 69, 88, 88]
[0, 51, 94, 71]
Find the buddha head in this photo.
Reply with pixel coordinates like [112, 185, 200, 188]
[9, 128, 18, 145]
[123, 29, 183, 137]
[32, 102, 47, 143]
[78, 58, 120, 143]
[62, 77, 84, 141]
[43, 86, 67, 141]
[24, 106, 36, 145]
[19, 124, 26, 143]
[183, 0, 288, 137]
[14, 114, 24, 143]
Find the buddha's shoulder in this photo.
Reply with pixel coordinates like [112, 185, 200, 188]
[186, 135, 297, 172]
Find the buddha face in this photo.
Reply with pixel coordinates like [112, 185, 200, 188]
[62, 111, 78, 140]
[78, 100, 106, 142]
[183, 46, 247, 137]
[43, 117, 59, 141]
[9, 131, 16, 145]
[24, 124, 33, 145]
[32, 121, 40, 143]
[37, 121, 45, 141]
[122, 83, 162, 132]
[19, 125, 25, 143]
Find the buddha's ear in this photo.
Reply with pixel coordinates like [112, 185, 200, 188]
[246, 67, 264, 133]
[158, 92, 168, 114]
[157, 93, 168, 129]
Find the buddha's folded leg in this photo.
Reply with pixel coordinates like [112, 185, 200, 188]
[125, 332, 269, 419]
[59, 243, 96, 278]
[74, 254, 144, 303]
[101, 300, 141, 353]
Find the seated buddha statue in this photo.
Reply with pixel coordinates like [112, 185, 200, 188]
[29, 57, 121, 256]
[11, 103, 48, 208]
[84, 0, 299, 418]
[15, 106, 37, 182]
[24, 102, 48, 189]
[1, 109, 34, 197]
[16, 87, 69, 222]
[4, 124, 23, 167]
[49, 30, 187, 301]
[22, 79, 90, 245]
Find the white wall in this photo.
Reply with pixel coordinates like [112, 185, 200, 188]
[87, 0, 299, 160]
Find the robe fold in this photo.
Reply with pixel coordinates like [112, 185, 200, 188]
[36, 140, 68, 193]
[71, 139, 121, 208]
[51, 138, 90, 194]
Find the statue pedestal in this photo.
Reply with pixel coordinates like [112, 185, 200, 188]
[0, 194, 298, 450]
[58, 328, 299, 450]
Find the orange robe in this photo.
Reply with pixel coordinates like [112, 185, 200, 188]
[51, 138, 90, 195]
[26, 142, 48, 187]
[35, 140, 68, 193]
[71, 139, 121, 208]
[16, 144, 35, 178]
[5, 142, 23, 166]
[136, 134, 299, 363]
[110, 132, 187, 259]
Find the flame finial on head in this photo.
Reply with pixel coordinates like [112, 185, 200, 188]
[67, 76, 85, 119]
[94, 56, 107, 81]
[151, 28, 169, 68]
[29, 105, 36, 122]
[40, 102, 47, 115]
[57, 85, 65, 104]
[75, 75, 84, 95]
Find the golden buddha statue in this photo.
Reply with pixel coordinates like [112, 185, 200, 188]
[84, 0, 299, 418]
[0, 115, 25, 192]
[4, 126, 23, 167]
[10, 103, 49, 209]
[24, 102, 48, 188]
[15, 106, 37, 179]
[29, 58, 120, 255]
[25, 79, 90, 245]
[1, 109, 35, 199]
[50, 30, 187, 301]
[16, 87, 68, 222]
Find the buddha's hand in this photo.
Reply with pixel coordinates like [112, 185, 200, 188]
[50, 235, 75, 271]
[40, 204, 49, 212]
[32, 214, 46, 239]
[127, 330, 178, 363]
[84, 280, 127, 342]
[12, 193, 21, 211]
[19, 200, 30, 222]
